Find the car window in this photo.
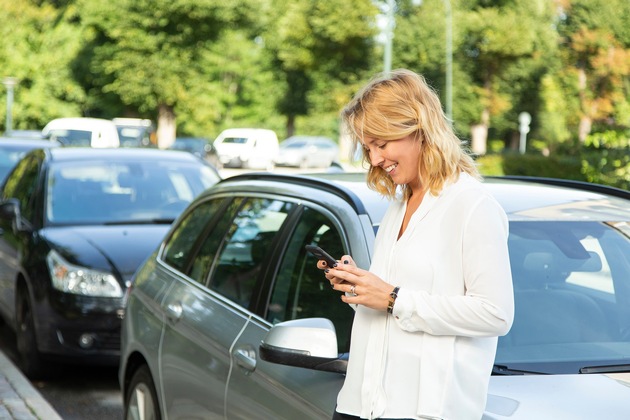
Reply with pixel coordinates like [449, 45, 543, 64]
[46, 160, 217, 224]
[266, 206, 355, 353]
[207, 198, 294, 307]
[2, 153, 42, 222]
[161, 199, 227, 272]
[48, 129, 92, 147]
[497, 221, 630, 368]
[221, 137, 248, 144]
[188, 198, 244, 283]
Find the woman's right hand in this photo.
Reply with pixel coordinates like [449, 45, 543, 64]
[317, 255, 356, 287]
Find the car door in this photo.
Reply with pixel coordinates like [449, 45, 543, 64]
[225, 204, 356, 419]
[0, 153, 43, 326]
[158, 196, 295, 419]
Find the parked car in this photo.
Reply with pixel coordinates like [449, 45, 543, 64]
[0, 147, 220, 378]
[275, 135, 340, 168]
[0, 137, 59, 183]
[120, 173, 630, 419]
[42, 117, 120, 148]
[3, 130, 45, 140]
[214, 128, 279, 169]
[168, 137, 222, 169]
[113, 118, 156, 148]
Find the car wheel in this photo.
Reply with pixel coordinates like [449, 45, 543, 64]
[16, 286, 46, 379]
[125, 365, 161, 420]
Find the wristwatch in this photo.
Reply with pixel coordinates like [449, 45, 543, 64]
[387, 286, 400, 314]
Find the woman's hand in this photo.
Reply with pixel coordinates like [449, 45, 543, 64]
[318, 255, 394, 312]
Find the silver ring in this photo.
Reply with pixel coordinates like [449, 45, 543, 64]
[350, 285, 356, 295]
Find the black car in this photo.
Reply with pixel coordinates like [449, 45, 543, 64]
[0, 147, 220, 378]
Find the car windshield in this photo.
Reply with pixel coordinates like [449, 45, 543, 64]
[117, 126, 146, 146]
[283, 142, 307, 149]
[46, 160, 218, 225]
[221, 137, 248, 144]
[494, 220, 630, 374]
[47, 129, 92, 147]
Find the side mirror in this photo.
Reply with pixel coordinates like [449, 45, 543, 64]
[259, 318, 347, 374]
[0, 199, 20, 220]
[0, 199, 26, 232]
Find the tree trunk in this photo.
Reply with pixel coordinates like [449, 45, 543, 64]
[157, 104, 176, 149]
[470, 108, 490, 155]
[286, 115, 295, 139]
[578, 115, 592, 143]
[577, 67, 591, 143]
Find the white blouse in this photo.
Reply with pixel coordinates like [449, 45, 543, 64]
[336, 173, 514, 420]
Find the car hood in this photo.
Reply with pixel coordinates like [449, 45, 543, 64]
[41, 225, 170, 279]
[485, 373, 630, 419]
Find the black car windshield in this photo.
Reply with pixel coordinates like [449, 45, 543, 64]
[46, 160, 218, 225]
[494, 220, 630, 374]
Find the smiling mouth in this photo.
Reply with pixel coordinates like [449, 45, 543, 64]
[385, 164, 397, 173]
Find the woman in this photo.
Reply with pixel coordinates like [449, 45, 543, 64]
[321, 69, 514, 420]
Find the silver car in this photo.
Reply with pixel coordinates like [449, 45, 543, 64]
[120, 173, 630, 419]
[274, 136, 340, 168]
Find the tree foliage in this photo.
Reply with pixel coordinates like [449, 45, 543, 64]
[0, 0, 627, 162]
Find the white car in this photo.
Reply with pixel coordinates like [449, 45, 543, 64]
[43, 117, 120, 148]
[213, 128, 279, 169]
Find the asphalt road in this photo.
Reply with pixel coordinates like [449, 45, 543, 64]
[0, 319, 123, 419]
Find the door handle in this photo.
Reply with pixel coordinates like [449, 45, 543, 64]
[233, 347, 257, 373]
[165, 301, 183, 323]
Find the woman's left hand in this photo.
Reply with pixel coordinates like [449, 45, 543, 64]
[326, 259, 395, 312]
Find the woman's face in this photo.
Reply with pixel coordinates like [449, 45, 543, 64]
[363, 134, 421, 189]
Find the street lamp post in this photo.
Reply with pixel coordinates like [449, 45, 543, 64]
[444, 0, 452, 121]
[383, 0, 395, 74]
[3, 77, 17, 135]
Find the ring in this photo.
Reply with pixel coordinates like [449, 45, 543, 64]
[350, 285, 356, 295]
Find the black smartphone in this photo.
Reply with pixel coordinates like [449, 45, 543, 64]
[305, 244, 338, 267]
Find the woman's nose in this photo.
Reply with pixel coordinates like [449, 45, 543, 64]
[369, 149, 383, 166]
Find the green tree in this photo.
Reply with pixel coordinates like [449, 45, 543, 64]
[264, 0, 379, 140]
[557, 0, 630, 142]
[77, 0, 267, 146]
[0, 0, 86, 131]
[457, 0, 558, 155]
[394, 0, 558, 154]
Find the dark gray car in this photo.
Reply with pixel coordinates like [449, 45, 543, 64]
[120, 173, 630, 419]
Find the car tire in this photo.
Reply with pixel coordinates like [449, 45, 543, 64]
[16, 285, 46, 379]
[125, 365, 161, 420]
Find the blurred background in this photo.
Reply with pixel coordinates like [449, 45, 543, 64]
[1, 0, 628, 188]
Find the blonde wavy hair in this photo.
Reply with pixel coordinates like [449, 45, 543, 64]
[342, 69, 480, 200]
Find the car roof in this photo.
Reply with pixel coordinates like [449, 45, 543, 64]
[45, 146, 205, 163]
[0, 137, 59, 148]
[42, 117, 117, 132]
[214, 172, 630, 224]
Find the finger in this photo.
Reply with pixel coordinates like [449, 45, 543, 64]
[340, 255, 357, 267]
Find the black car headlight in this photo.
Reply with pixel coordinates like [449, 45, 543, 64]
[46, 250, 123, 298]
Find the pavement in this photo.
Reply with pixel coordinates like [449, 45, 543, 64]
[0, 351, 62, 420]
